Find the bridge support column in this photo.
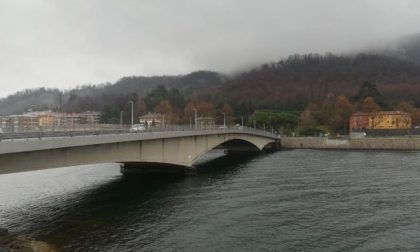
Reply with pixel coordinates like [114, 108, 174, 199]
[120, 162, 197, 176]
[263, 139, 282, 153]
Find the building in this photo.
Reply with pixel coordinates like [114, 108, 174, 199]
[0, 110, 102, 132]
[349, 112, 370, 130]
[196, 116, 215, 129]
[350, 111, 411, 131]
[139, 113, 164, 127]
[80, 111, 101, 124]
[2, 114, 40, 132]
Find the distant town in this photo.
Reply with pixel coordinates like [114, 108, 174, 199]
[0, 111, 101, 132]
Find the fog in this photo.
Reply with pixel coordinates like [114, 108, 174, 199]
[1, 0, 420, 97]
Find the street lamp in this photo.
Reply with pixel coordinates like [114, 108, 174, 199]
[120, 111, 124, 129]
[222, 112, 226, 128]
[193, 108, 197, 129]
[129, 101, 134, 127]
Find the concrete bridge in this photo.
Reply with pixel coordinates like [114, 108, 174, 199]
[0, 127, 280, 175]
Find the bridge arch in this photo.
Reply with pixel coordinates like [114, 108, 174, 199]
[191, 138, 263, 164]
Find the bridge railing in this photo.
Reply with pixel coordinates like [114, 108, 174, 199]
[0, 124, 279, 142]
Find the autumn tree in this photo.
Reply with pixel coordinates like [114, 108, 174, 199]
[299, 102, 318, 129]
[395, 100, 420, 125]
[333, 96, 354, 133]
[154, 99, 174, 125]
[183, 101, 196, 124]
[182, 101, 215, 124]
[196, 101, 215, 117]
[136, 98, 147, 117]
[360, 97, 381, 112]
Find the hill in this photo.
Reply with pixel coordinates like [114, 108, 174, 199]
[0, 71, 224, 116]
[205, 53, 420, 115]
[3, 51, 420, 123]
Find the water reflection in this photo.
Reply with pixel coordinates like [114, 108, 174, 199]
[2, 151, 262, 250]
[4, 150, 420, 251]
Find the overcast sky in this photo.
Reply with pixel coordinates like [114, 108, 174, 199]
[1, 0, 420, 98]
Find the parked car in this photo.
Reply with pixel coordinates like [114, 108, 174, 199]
[130, 124, 146, 132]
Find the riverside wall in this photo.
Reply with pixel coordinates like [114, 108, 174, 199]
[282, 137, 420, 151]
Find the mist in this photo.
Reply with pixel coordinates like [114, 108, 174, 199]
[1, 0, 420, 97]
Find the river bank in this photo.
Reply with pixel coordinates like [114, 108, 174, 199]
[282, 136, 420, 150]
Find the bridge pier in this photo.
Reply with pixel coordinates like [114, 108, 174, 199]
[120, 162, 197, 176]
[263, 139, 282, 153]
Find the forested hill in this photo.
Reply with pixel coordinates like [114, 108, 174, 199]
[3, 52, 420, 121]
[0, 71, 224, 116]
[205, 53, 420, 114]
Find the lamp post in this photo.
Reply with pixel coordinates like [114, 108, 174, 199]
[120, 111, 124, 129]
[193, 108, 197, 129]
[222, 112, 226, 128]
[241, 116, 244, 127]
[128, 101, 134, 127]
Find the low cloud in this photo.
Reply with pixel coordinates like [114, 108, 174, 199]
[0, 0, 420, 97]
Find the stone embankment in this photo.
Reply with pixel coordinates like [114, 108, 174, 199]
[282, 136, 420, 151]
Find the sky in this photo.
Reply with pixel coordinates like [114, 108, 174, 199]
[0, 0, 420, 98]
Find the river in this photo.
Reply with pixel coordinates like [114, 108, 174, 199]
[1, 149, 420, 251]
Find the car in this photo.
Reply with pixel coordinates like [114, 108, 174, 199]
[130, 124, 146, 132]
[234, 124, 243, 130]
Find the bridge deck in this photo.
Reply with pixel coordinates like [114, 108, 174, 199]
[0, 128, 279, 155]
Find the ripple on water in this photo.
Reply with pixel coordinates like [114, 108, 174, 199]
[1, 150, 420, 251]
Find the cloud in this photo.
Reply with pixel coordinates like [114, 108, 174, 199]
[0, 0, 420, 97]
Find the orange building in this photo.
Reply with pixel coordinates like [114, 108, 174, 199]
[350, 111, 411, 131]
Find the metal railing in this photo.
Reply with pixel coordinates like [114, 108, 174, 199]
[0, 124, 279, 142]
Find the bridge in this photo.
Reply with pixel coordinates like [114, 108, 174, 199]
[0, 126, 280, 175]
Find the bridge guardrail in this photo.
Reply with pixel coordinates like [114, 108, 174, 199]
[0, 124, 279, 142]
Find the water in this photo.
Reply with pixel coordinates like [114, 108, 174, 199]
[2, 149, 420, 251]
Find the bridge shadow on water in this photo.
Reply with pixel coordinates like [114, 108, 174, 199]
[6, 151, 261, 250]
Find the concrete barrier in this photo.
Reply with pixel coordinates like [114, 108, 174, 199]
[282, 137, 420, 150]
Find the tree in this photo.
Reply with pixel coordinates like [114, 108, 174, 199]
[354, 81, 385, 107]
[144, 85, 168, 111]
[222, 103, 234, 124]
[396, 100, 420, 125]
[299, 103, 318, 129]
[360, 97, 381, 112]
[251, 110, 298, 134]
[333, 96, 354, 133]
[154, 99, 174, 125]
[168, 88, 185, 112]
[183, 101, 196, 124]
[196, 101, 215, 117]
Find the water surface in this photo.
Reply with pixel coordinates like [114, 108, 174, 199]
[1, 150, 420, 251]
